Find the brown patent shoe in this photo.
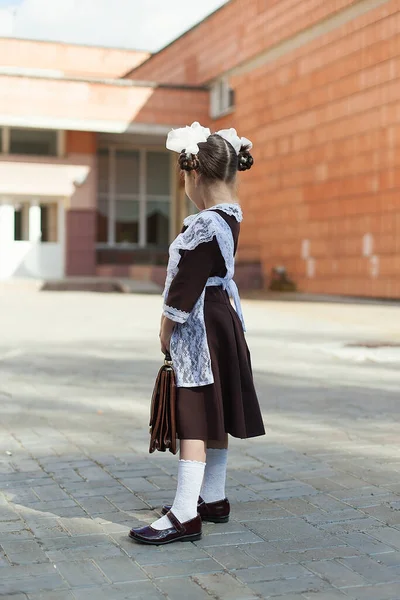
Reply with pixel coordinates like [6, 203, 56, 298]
[129, 511, 202, 545]
[162, 496, 230, 524]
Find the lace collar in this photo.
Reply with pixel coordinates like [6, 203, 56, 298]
[183, 203, 243, 227]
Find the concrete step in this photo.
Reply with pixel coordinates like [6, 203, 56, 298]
[0, 277, 163, 295]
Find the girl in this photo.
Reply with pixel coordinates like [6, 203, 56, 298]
[130, 122, 265, 545]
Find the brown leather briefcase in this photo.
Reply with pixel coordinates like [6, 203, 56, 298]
[149, 352, 178, 455]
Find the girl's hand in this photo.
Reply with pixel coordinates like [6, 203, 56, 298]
[160, 317, 175, 355]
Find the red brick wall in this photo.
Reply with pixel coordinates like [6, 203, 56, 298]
[128, 0, 359, 85]
[66, 210, 96, 276]
[224, 0, 400, 298]
[66, 131, 97, 154]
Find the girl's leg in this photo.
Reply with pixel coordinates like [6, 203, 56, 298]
[151, 440, 206, 530]
[200, 434, 229, 503]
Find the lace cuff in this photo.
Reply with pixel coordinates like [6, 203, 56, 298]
[163, 304, 190, 324]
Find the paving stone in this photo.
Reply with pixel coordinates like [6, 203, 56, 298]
[194, 530, 264, 548]
[235, 563, 312, 583]
[241, 542, 297, 565]
[271, 534, 339, 552]
[27, 592, 75, 600]
[202, 520, 250, 535]
[304, 559, 368, 587]
[219, 487, 265, 503]
[299, 478, 344, 493]
[232, 501, 290, 522]
[228, 471, 271, 487]
[339, 555, 400, 584]
[94, 556, 148, 582]
[253, 467, 295, 483]
[374, 551, 400, 567]
[27, 518, 70, 540]
[0, 573, 66, 595]
[362, 504, 400, 526]
[339, 495, 399, 509]
[193, 572, 259, 600]
[43, 534, 124, 562]
[144, 475, 177, 490]
[332, 487, 392, 502]
[104, 494, 150, 512]
[337, 532, 397, 555]
[0, 507, 20, 522]
[76, 466, 115, 482]
[317, 517, 381, 535]
[144, 557, 223, 579]
[1, 540, 49, 565]
[58, 517, 105, 536]
[252, 482, 318, 500]
[65, 483, 128, 499]
[115, 478, 158, 493]
[245, 516, 325, 542]
[93, 512, 140, 534]
[0, 520, 29, 534]
[204, 546, 263, 570]
[366, 527, 400, 550]
[288, 546, 361, 562]
[156, 576, 216, 600]
[31, 486, 71, 503]
[76, 497, 118, 515]
[247, 574, 331, 597]
[130, 543, 208, 565]
[342, 583, 400, 600]
[308, 495, 351, 512]
[54, 559, 109, 587]
[273, 498, 317, 516]
[306, 508, 365, 524]
[19, 500, 85, 519]
[302, 592, 349, 600]
[71, 581, 165, 600]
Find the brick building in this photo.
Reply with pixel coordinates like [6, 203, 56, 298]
[0, 0, 399, 298]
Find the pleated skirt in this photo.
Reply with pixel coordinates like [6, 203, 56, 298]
[176, 286, 265, 441]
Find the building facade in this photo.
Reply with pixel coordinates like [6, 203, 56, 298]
[0, 0, 399, 298]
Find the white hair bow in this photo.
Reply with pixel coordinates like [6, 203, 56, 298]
[216, 128, 253, 155]
[166, 122, 252, 157]
[166, 121, 211, 155]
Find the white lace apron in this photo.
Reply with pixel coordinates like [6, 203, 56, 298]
[163, 203, 245, 388]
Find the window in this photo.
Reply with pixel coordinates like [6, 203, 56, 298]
[97, 149, 109, 243]
[115, 150, 140, 244]
[0, 127, 62, 156]
[13, 202, 58, 242]
[97, 148, 171, 247]
[210, 78, 235, 118]
[40, 204, 58, 242]
[14, 204, 29, 241]
[9, 128, 58, 156]
[146, 152, 170, 246]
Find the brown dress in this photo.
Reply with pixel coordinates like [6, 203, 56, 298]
[166, 210, 265, 441]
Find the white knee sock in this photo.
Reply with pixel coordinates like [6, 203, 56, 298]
[200, 448, 228, 503]
[152, 459, 205, 531]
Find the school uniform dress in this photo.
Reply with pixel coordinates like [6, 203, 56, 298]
[163, 203, 265, 442]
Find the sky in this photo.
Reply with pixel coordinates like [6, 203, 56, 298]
[0, 0, 228, 51]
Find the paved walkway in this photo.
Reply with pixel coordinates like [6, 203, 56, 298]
[0, 290, 400, 599]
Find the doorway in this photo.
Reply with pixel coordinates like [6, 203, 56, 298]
[0, 198, 64, 279]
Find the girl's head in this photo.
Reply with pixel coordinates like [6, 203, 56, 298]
[167, 123, 254, 210]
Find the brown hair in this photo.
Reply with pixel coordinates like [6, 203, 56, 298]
[178, 134, 254, 183]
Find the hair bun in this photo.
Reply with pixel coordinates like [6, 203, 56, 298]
[179, 150, 200, 172]
[238, 146, 254, 172]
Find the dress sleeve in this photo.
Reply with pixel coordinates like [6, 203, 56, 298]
[163, 237, 219, 324]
